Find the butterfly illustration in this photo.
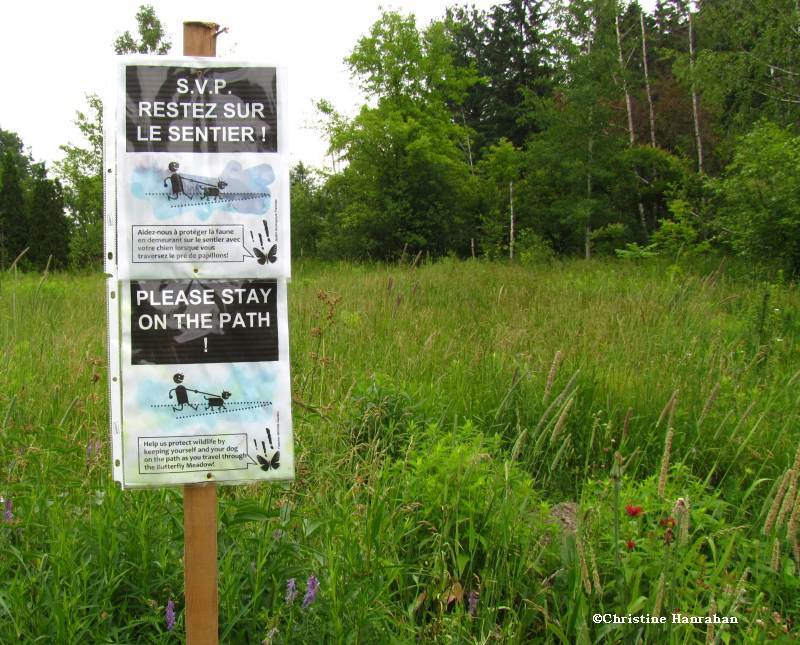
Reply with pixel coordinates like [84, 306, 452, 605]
[253, 243, 278, 265]
[257, 451, 280, 471]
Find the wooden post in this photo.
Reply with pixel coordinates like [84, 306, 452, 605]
[183, 22, 222, 645]
[184, 22, 220, 57]
[184, 482, 218, 644]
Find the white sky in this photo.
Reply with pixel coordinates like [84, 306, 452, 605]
[2, 0, 656, 173]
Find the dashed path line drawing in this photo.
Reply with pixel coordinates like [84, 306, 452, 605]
[145, 192, 270, 208]
[171, 403, 271, 419]
[150, 402, 271, 419]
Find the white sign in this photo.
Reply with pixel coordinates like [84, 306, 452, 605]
[106, 57, 294, 488]
[114, 60, 290, 279]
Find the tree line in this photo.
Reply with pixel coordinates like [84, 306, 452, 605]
[294, 0, 800, 274]
[0, 131, 69, 270]
[0, 5, 169, 271]
[2, 2, 799, 273]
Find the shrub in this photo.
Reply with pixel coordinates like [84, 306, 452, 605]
[715, 121, 800, 275]
[516, 228, 554, 264]
[388, 421, 552, 632]
[347, 377, 433, 456]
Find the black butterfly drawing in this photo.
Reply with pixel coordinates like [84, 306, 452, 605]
[257, 451, 280, 471]
[253, 243, 278, 265]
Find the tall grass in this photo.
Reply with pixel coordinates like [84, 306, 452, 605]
[0, 257, 798, 642]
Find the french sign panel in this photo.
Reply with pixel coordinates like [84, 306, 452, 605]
[106, 57, 293, 488]
[117, 61, 289, 279]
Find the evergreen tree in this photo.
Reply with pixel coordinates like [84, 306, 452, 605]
[290, 162, 328, 259]
[26, 163, 70, 269]
[0, 129, 31, 178]
[0, 150, 28, 268]
[446, 0, 553, 151]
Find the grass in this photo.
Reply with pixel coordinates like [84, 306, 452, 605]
[0, 256, 798, 642]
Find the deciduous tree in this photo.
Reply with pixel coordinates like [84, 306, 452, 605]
[316, 11, 479, 260]
[58, 5, 171, 267]
[113, 4, 172, 55]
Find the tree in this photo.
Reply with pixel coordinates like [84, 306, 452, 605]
[56, 95, 103, 268]
[633, 0, 714, 174]
[286, 0, 800, 266]
[0, 149, 28, 268]
[290, 162, 329, 258]
[653, 0, 689, 56]
[640, 8, 657, 148]
[58, 5, 171, 267]
[113, 4, 172, 55]
[347, 11, 477, 106]
[477, 138, 523, 257]
[26, 163, 70, 269]
[0, 128, 32, 268]
[530, 0, 636, 257]
[316, 11, 480, 260]
[446, 0, 554, 151]
[715, 121, 800, 274]
[691, 0, 800, 139]
[321, 102, 479, 259]
[613, 2, 649, 234]
[0, 129, 31, 178]
[687, 6, 703, 172]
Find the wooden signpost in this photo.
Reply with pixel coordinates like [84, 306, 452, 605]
[183, 21, 221, 645]
[184, 21, 220, 58]
[184, 479, 218, 643]
[184, 23, 220, 645]
[105, 21, 293, 644]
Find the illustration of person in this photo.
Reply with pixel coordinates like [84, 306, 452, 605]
[164, 162, 191, 200]
[168, 373, 198, 411]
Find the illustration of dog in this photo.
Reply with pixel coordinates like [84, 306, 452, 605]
[205, 390, 231, 410]
[201, 181, 228, 201]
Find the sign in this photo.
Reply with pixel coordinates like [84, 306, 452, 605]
[116, 61, 289, 279]
[106, 57, 294, 488]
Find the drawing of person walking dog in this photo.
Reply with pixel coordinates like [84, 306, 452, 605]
[164, 161, 228, 201]
[168, 373, 231, 412]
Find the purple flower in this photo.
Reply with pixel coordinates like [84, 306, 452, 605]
[263, 627, 278, 643]
[468, 590, 479, 616]
[285, 578, 297, 605]
[165, 599, 176, 631]
[86, 440, 102, 460]
[302, 575, 319, 609]
[2, 497, 12, 523]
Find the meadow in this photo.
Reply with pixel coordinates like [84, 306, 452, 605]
[0, 257, 799, 643]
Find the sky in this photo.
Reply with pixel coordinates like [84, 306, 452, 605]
[2, 0, 656, 172]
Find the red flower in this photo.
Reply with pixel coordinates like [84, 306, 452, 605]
[625, 505, 643, 517]
[664, 528, 675, 545]
[659, 517, 676, 528]
[626, 539, 636, 551]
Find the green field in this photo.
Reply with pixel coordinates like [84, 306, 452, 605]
[1, 259, 799, 643]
